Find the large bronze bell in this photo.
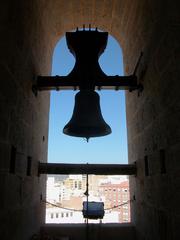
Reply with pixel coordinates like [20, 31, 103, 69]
[63, 90, 112, 141]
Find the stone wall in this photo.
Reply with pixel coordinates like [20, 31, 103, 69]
[125, 2, 180, 240]
[0, 1, 179, 240]
[0, 1, 51, 239]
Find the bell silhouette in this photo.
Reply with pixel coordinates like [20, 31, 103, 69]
[63, 90, 111, 141]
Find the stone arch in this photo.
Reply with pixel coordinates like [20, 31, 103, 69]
[48, 29, 126, 165]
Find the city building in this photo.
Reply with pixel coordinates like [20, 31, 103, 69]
[46, 206, 119, 224]
[46, 175, 130, 223]
[46, 177, 61, 203]
[99, 181, 130, 222]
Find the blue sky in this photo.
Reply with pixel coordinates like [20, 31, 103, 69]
[48, 33, 128, 164]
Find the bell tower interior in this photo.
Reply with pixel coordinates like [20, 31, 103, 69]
[0, 1, 180, 240]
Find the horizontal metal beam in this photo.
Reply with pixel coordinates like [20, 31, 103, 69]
[38, 163, 136, 175]
[34, 75, 140, 92]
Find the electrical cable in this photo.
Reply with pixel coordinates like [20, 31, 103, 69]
[44, 200, 82, 212]
[104, 199, 132, 211]
[44, 199, 133, 212]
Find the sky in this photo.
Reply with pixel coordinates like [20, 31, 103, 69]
[48, 33, 128, 164]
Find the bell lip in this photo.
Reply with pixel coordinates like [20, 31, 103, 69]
[63, 126, 112, 138]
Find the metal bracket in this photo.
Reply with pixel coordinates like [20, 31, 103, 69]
[128, 52, 144, 94]
[38, 162, 137, 175]
[32, 74, 141, 92]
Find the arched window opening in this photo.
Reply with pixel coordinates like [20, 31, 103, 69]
[46, 31, 130, 224]
[48, 33, 127, 164]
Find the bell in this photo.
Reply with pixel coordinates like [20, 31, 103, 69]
[63, 90, 111, 141]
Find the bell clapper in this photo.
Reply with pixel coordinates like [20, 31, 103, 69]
[84, 137, 90, 143]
